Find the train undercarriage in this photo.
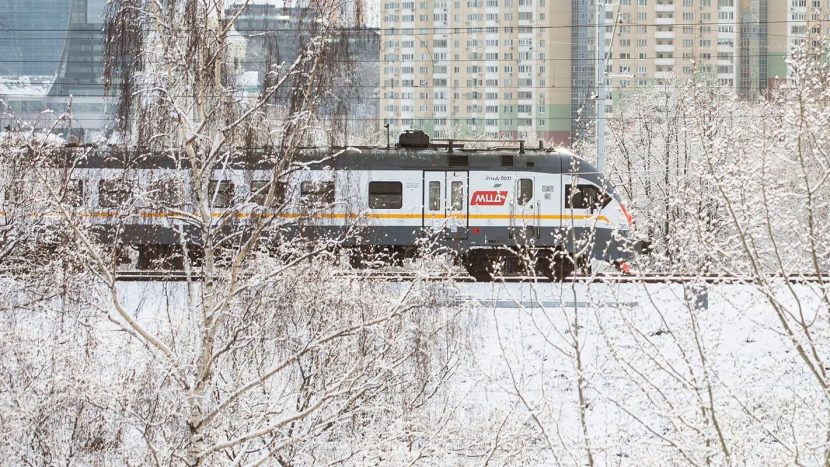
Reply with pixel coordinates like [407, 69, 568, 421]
[460, 248, 588, 282]
[116, 242, 590, 282]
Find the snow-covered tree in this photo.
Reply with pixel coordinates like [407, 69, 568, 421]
[0, 1, 466, 465]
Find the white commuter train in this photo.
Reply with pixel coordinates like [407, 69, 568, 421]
[3, 131, 645, 280]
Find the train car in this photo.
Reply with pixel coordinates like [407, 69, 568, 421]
[1, 131, 644, 280]
[305, 130, 642, 280]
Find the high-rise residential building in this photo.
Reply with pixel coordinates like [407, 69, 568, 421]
[50, 0, 108, 97]
[582, 0, 781, 113]
[767, 0, 830, 84]
[379, 0, 574, 143]
[602, 0, 830, 104]
[379, 0, 813, 144]
[598, 0, 743, 103]
[570, 0, 597, 142]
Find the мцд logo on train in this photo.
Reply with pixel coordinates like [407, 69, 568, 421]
[470, 190, 508, 206]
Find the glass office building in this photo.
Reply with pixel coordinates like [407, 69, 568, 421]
[0, 0, 72, 77]
[0, 0, 110, 140]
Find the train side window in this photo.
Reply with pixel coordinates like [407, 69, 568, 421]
[517, 178, 533, 205]
[208, 180, 235, 208]
[148, 178, 183, 207]
[450, 181, 463, 211]
[67, 179, 84, 207]
[368, 181, 402, 209]
[250, 180, 287, 207]
[99, 179, 132, 208]
[566, 184, 611, 210]
[300, 180, 335, 205]
[428, 181, 441, 211]
[4, 179, 23, 206]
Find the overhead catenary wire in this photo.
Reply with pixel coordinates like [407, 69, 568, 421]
[0, 31, 812, 42]
[0, 50, 805, 64]
[1, 18, 829, 33]
[0, 84, 798, 100]
[1, 15, 817, 130]
[0, 116, 782, 123]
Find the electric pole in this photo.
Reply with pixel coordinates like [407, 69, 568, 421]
[596, 1, 607, 173]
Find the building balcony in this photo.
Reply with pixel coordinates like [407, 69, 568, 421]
[655, 3, 675, 12]
[655, 17, 675, 25]
[654, 58, 675, 66]
[655, 31, 675, 39]
[655, 44, 675, 53]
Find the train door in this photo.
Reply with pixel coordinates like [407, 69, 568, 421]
[509, 175, 539, 241]
[422, 170, 469, 239]
[538, 175, 561, 238]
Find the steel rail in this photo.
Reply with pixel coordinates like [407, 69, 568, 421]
[115, 270, 203, 282]
[114, 270, 830, 284]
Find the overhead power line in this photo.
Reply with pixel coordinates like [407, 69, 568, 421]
[0, 50, 805, 65]
[0, 17, 828, 33]
[0, 115, 784, 123]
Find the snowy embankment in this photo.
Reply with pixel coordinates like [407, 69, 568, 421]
[107, 280, 828, 464]
[441, 281, 826, 465]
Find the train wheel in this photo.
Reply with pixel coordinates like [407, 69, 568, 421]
[348, 251, 364, 269]
[536, 251, 575, 282]
[463, 251, 494, 282]
[137, 245, 184, 270]
[534, 251, 555, 280]
[553, 258, 575, 281]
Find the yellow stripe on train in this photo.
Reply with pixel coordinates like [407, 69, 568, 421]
[1, 209, 613, 225]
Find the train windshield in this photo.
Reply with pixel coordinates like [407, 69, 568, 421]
[566, 184, 612, 210]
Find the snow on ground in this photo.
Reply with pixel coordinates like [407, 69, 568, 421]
[110, 280, 829, 464]
[432, 281, 828, 464]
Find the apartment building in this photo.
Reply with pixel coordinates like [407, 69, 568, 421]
[596, 0, 778, 110]
[379, 0, 574, 143]
[379, 0, 810, 143]
[767, 0, 830, 83]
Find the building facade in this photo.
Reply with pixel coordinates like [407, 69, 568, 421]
[228, 2, 381, 142]
[767, 0, 830, 84]
[379, 0, 822, 144]
[0, 0, 111, 140]
[379, 0, 573, 143]
[0, 0, 73, 77]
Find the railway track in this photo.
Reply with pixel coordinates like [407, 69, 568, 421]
[337, 271, 830, 284]
[116, 270, 203, 282]
[114, 270, 830, 284]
